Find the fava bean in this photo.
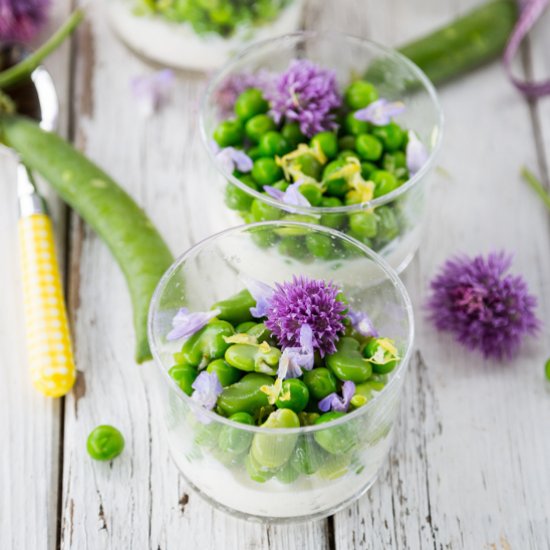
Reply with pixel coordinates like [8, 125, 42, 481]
[275, 379, 310, 413]
[276, 461, 300, 484]
[168, 364, 198, 395]
[246, 323, 272, 342]
[245, 452, 274, 483]
[194, 422, 222, 450]
[225, 342, 281, 375]
[303, 367, 338, 400]
[314, 412, 357, 455]
[179, 320, 235, 367]
[290, 438, 326, 475]
[275, 214, 319, 236]
[212, 289, 255, 325]
[207, 358, 242, 387]
[317, 452, 352, 480]
[305, 233, 333, 259]
[326, 337, 372, 383]
[363, 337, 399, 374]
[218, 411, 254, 456]
[217, 373, 273, 416]
[236, 321, 257, 333]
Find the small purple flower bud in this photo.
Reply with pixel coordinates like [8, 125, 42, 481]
[318, 381, 356, 412]
[348, 308, 379, 338]
[354, 98, 405, 126]
[241, 276, 274, 318]
[263, 181, 311, 208]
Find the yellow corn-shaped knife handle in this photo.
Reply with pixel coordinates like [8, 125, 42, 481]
[18, 213, 76, 397]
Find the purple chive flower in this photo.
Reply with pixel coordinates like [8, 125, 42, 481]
[354, 98, 405, 126]
[406, 131, 429, 175]
[319, 381, 356, 413]
[241, 276, 274, 318]
[263, 181, 311, 208]
[0, 0, 50, 42]
[214, 146, 253, 174]
[267, 59, 342, 138]
[278, 324, 315, 379]
[214, 70, 275, 117]
[427, 252, 540, 361]
[266, 276, 346, 356]
[167, 307, 220, 341]
[348, 308, 379, 338]
[131, 69, 174, 117]
[191, 371, 223, 410]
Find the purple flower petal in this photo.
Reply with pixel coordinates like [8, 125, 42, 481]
[0, 0, 50, 42]
[277, 324, 315, 379]
[131, 69, 174, 117]
[241, 276, 274, 318]
[216, 147, 253, 174]
[354, 98, 405, 126]
[406, 131, 429, 175]
[263, 181, 311, 208]
[167, 307, 220, 341]
[348, 308, 379, 338]
[191, 371, 223, 410]
[318, 381, 356, 413]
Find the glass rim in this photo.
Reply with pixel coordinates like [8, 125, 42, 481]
[199, 29, 444, 215]
[148, 221, 415, 435]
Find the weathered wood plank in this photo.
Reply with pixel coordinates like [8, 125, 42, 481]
[0, 2, 72, 549]
[59, 1, 331, 548]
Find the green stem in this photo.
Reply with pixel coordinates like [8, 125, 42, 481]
[0, 89, 15, 115]
[521, 166, 550, 212]
[0, 9, 85, 90]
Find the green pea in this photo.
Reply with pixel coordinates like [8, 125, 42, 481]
[303, 367, 338, 400]
[207, 358, 242, 387]
[382, 151, 407, 174]
[276, 461, 300, 484]
[298, 412, 321, 426]
[245, 114, 276, 142]
[224, 177, 256, 211]
[349, 211, 378, 239]
[375, 206, 400, 241]
[310, 131, 338, 158]
[349, 231, 373, 248]
[363, 337, 399, 374]
[372, 170, 398, 198]
[278, 236, 309, 259]
[326, 177, 349, 198]
[250, 226, 279, 248]
[360, 161, 377, 180]
[87, 425, 125, 461]
[259, 131, 290, 157]
[320, 197, 347, 230]
[314, 412, 358, 455]
[281, 122, 305, 148]
[338, 149, 361, 162]
[545, 358, 550, 381]
[217, 373, 273, 416]
[248, 145, 263, 160]
[168, 364, 198, 395]
[250, 199, 282, 222]
[179, 320, 235, 367]
[213, 119, 243, 147]
[344, 80, 379, 109]
[344, 111, 369, 136]
[276, 379, 310, 413]
[236, 321, 257, 333]
[275, 215, 319, 236]
[338, 135, 356, 151]
[218, 411, 254, 456]
[305, 233, 334, 259]
[372, 122, 404, 152]
[247, 322, 272, 342]
[298, 182, 323, 206]
[225, 342, 281, 375]
[234, 88, 268, 122]
[213, 288, 255, 325]
[292, 154, 323, 180]
[290, 438, 326, 475]
[326, 337, 372, 383]
[252, 157, 283, 185]
[250, 408, 300, 469]
[355, 134, 383, 161]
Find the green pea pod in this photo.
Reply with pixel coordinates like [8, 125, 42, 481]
[218, 412, 254, 456]
[250, 409, 300, 470]
[225, 343, 281, 375]
[0, 116, 174, 363]
[326, 337, 373, 383]
[314, 412, 358, 455]
[168, 364, 198, 396]
[206, 358, 242, 387]
[275, 379, 310, 413]
[180, 320, 235, 367]
[213, 289, 256, 326]
[217, 373, 273, 416]
[302, 367, 338, 400]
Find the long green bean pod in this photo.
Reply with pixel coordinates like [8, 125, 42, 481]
[0, 115, 174, 363]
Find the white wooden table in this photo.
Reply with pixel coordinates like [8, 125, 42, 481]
[2, 1, 550, 548]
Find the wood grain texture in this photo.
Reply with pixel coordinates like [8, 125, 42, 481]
[0, 2, 72, 549]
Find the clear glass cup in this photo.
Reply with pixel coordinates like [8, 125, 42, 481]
[107, 0, 304, 71]
[148, 221, 414, 522]
[200, 31, 443, 273]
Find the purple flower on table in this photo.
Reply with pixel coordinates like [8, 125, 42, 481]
[267, 59, 342, 138]
[426, 252, 540, 361]
[214, 70, 275, 117]
[354, 98, 405, 126]
[263, 181, 311, 208]
[406, 130, 429, 175]
[319, 381, 356, 413]
[167, 307, 220, 341]
[213, 145, 253, 174]
[348, 308, 379, 338]
[130, 69, 174, 117]
[277, 325, 315, 379]
[241, 276, 274, 318]
[0, 0, 50, 42]
[266, 276, 346, 357]
[191, 371, 223, 410]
